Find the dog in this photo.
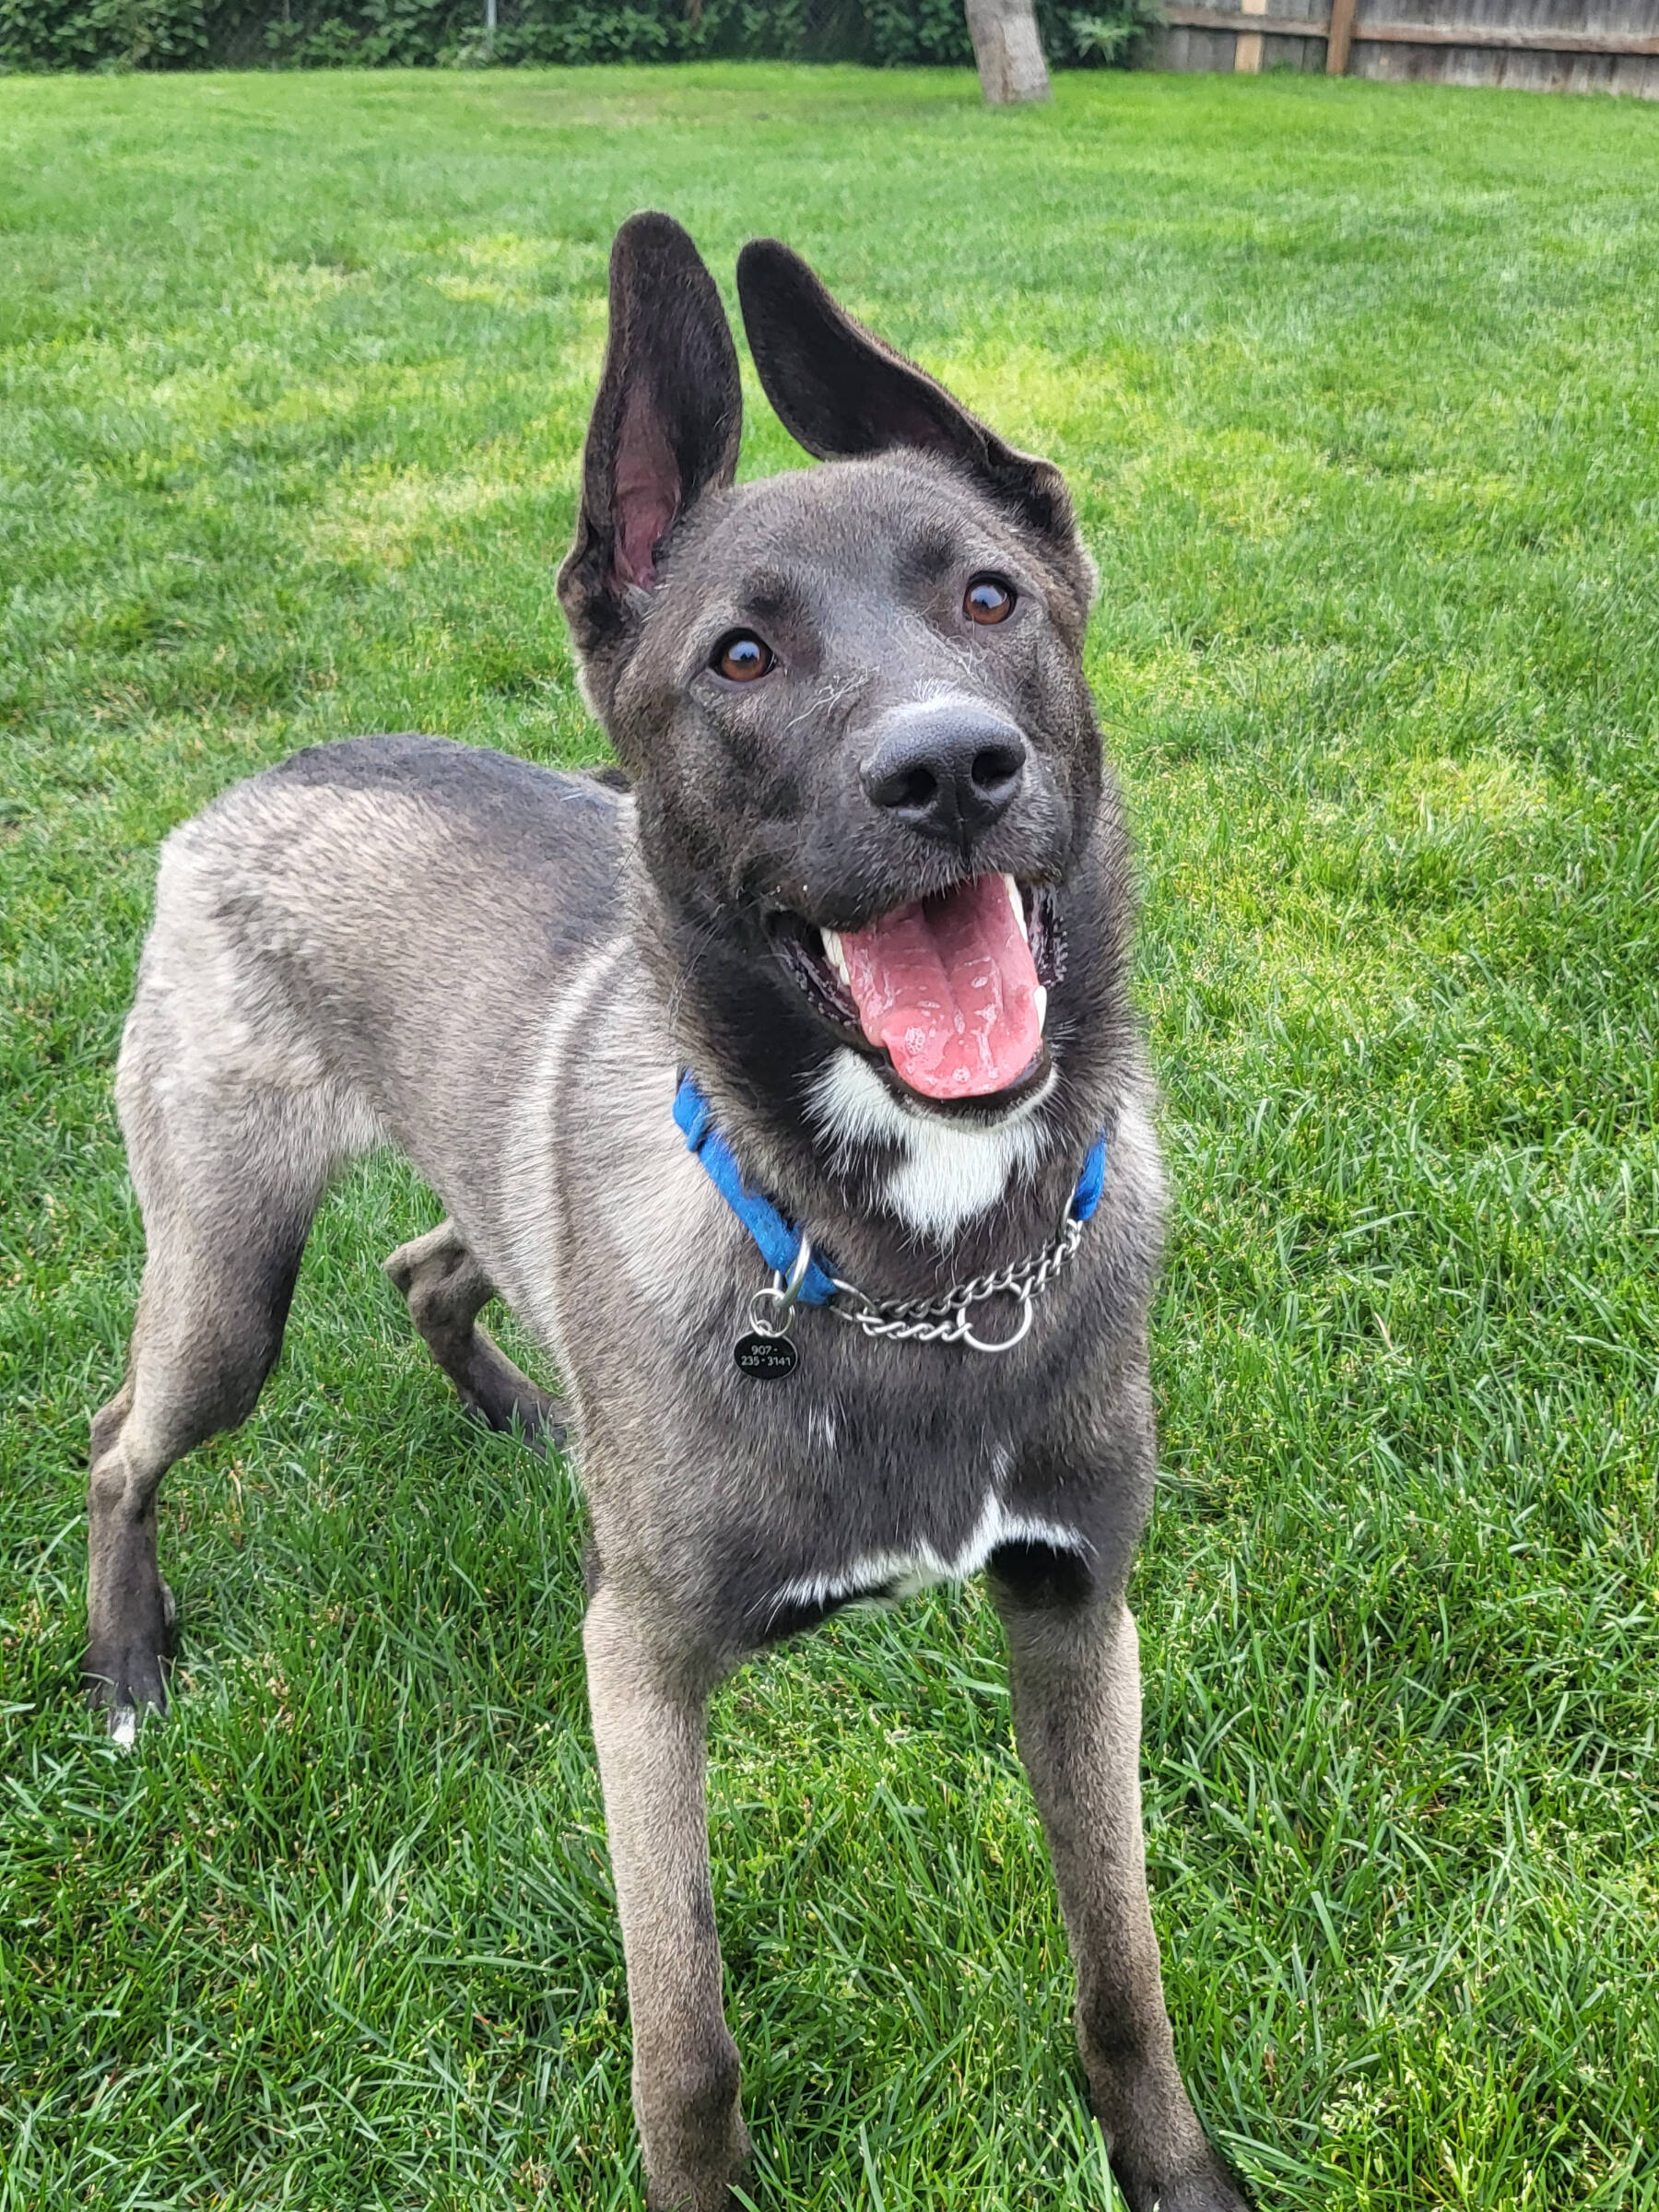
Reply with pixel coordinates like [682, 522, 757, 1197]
[85, 213, 1249, 2212]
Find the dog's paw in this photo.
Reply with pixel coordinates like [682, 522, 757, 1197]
[86, 1644, 170, 1741]
[644, 2183, 749, 2212]
[641, 2093, 751, 2212]
[1116, 2153, 1253, 2212]
[86, 1583, 175, 1743]
[1157, 2173, 1253, 2212]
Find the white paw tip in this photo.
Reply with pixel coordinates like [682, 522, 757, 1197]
[110, 1708, 138, 1750]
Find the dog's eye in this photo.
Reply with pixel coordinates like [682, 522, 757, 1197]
[964, 575, 1016, 626]
[712, 632, 774, 683]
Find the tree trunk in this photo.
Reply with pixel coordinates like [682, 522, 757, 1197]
[965, 0, 1052, 102]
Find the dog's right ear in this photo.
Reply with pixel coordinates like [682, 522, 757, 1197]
[559, 214, 742, 685]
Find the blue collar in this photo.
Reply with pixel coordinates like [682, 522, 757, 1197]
[673, 1069, 1108, 1306]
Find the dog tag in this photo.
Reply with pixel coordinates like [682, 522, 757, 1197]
[735, 1331, 798, 1381]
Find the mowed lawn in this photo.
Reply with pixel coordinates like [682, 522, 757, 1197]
[3, 60, 1657, 2211]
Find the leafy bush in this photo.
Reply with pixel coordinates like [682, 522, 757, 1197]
[1068, 0, 1163, 65]
[0, 0, 1112, 74]
[1, 0, 219, 70]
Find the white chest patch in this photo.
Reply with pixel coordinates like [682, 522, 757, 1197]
[770, 1488, 1088, 1623]
[806, 1048, 1055, 1240]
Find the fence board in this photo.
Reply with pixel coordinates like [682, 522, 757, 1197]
[1154, 0, 1659, 84]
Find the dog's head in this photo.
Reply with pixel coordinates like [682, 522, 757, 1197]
[559, 213, 1116, 1131]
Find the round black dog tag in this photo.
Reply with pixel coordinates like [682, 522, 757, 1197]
[735, 1332, 798, 1381]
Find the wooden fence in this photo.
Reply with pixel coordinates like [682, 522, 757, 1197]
[1148, 0, 1659, 92]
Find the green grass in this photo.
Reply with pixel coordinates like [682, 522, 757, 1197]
[3, 59, 1657, 2212]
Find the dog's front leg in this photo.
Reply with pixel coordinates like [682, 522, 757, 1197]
[583, 1583, 749, 2211]
[990, 1576, 1248, 2212]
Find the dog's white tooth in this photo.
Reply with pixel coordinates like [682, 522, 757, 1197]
[1004, 874, 1029, 942]
[1033, 984, 1047, 1033]
[821, 929, 851, 987]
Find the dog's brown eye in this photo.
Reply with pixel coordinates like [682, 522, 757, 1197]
[712, 632, 773, 683]
[965, 576, 1016, 626]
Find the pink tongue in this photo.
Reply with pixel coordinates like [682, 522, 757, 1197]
[838, 875, 1042, 1100]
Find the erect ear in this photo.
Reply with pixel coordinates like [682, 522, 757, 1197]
[559, 213, 742, 657]
[735, 237, 1085, 577]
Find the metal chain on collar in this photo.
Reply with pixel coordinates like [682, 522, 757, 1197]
[742, 1208, 1089, 1358]
[824, 1206, 1087, 1354]
[738, 1118, 1114, 1364]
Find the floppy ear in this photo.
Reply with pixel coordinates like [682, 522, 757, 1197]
[735, 237, 1083, 573]
[559, 213, 742, 660]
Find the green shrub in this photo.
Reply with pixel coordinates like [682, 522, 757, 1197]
[1, 0, 219, 70]
[1069, 0, 1163, 65]
[0, 0, 1109, 74]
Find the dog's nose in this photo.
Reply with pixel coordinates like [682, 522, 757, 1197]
[860, 702, 1027, 845]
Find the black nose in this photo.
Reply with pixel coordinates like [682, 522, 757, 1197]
[860, 701, 1027, 846]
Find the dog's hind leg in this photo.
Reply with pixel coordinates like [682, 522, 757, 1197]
[88, 1077, 346, 1740]
[382, 1220, 566, 1450]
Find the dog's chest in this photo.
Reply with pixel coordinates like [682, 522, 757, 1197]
[807, 1048, 1051, 1240]
[755, 1407, 1087, 1628]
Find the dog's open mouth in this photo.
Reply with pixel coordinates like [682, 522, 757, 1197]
[770, 876, 1065, 1103]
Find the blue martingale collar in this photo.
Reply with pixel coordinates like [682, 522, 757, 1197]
[673, 1072, 842, 1306]
[674, 1070, 1109, 1337]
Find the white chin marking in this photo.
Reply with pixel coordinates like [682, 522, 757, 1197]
[110, 1707, 138, 1750]
[806, 1048, 1053, 1240]
[771, 1488, 1088, 1619]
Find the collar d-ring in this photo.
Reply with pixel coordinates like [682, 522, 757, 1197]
[747, 1232, 815, 1339]
[956, 1287, 1035, 1354]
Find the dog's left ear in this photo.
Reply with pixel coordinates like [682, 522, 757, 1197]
[559, 213, 743, 677]
[736, 237, 1089, 599]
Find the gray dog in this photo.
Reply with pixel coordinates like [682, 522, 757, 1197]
[86, 214, 1249, 2211]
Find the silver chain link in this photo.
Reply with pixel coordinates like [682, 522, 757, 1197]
[744, 1124, 1112, 1358]
[825, 1206, 1088, 1355]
